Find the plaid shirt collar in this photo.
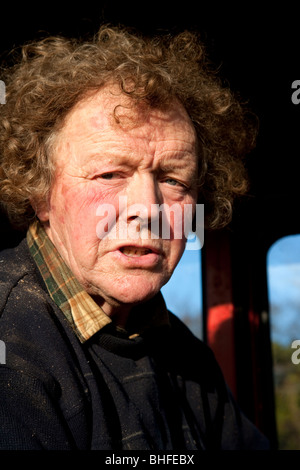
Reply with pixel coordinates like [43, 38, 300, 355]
[27, 220, 169, 343]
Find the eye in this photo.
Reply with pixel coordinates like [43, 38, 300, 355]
[163, 177, 189, 190]
[165, 178, 179, 186]
[99, 172, 116, 180]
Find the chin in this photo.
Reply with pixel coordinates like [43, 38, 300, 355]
[115, 287, 160, 305]
[111, 280, 165, 306]
[87, 271, 170, 309]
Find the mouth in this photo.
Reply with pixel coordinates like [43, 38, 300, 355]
[119, 246, 157, 257]
[113, 244, 163, 268]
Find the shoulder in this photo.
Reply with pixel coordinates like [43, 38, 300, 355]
[0, 239, 52, 327]
[0, 239, 78, 379]
[0, 238, 45, 309]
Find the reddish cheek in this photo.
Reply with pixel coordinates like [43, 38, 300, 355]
[71, 190, 118, 233]
[52, 179, 121, 231]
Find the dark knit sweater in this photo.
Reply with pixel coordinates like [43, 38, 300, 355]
[0, 239, 269, 450]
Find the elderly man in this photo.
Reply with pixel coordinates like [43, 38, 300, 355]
[0, 26, 268, 450]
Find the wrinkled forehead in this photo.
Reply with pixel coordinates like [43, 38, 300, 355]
[56, 85, 198, 147]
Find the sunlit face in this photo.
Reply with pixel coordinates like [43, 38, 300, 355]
[38, 86, 198, 324]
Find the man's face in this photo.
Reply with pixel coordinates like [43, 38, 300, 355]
[39, 87, 198, 323]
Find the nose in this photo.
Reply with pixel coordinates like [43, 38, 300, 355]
[126, 173, 162, 224]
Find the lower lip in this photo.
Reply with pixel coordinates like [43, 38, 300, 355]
[112, 249, 162, 268]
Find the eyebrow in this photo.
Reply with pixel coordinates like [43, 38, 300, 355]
[85, 148, 196, 166]
[158, 158, 196, 172]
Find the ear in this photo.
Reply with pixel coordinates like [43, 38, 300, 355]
[30, 197, 50, 222]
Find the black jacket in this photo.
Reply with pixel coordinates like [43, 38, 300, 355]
[0, 239, 269, 450]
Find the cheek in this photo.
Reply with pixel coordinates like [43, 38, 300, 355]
[53, 183, 121, 240]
